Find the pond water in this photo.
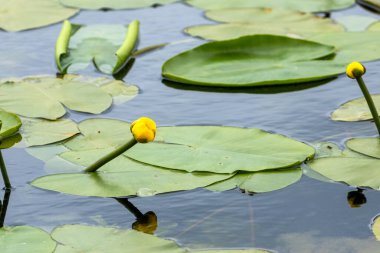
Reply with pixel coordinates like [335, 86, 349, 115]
[1, 2, 380, 253]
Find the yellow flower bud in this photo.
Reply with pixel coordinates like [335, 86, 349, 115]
[346, 62, 366, 79]
[130, 117, 156, 143]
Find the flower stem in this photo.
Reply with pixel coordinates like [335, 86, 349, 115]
[0, 151, 11, 190]
[84, 139, 137, 173]
[356, 76, 380, 135]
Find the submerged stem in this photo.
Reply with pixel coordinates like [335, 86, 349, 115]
[356, 76, 380, 135]
[84, 139, 137, 173]
[0, 151, 11, 190]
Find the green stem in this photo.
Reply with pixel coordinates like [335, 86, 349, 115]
[356, 76, 380, 136]
[0, 189, 11, 228]
[84, 139, 137, 173]
[0, 151, 11, 189]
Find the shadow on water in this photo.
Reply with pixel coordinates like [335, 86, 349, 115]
[162, 77, 337, 94]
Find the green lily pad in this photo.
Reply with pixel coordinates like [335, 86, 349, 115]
[185, 0, 355, 12]
[368, 21, 380, 31]
[185, 8, 344, 40]
[308, 31, 380, 64]
[0, 76, 137, 120]
[192, 250, 271, 253]
[162, 35, 343, 87]
[21, 118, 79, 147]
[372, 215, 380, 241]
[51, 224, 185, 253]
[0, 134, 22, 149]
[331, 94, 380, 121]
[0, 0, 78, 32]
[346, 138, 380, 159]
[0, 226, 56, 253]
[307, 156, 380, 190]
[334, 15, 378, 32]
[56, 20, 139, 74]
[207, 168, 302, 193]
[127, 126, 314, 174]
[59, 0, 177, 10]
[0, 111, 22, 139]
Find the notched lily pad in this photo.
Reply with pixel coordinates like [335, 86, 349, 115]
[162, 35, 343, 87]
[59, 0, 177, 10]
[0, 0, 78, 32]
[0, 226, 56, 253]
[331, 94, 380, 121]
[127, 126, 314, 174]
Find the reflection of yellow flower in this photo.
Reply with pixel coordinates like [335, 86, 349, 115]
[132, 211, 158, 235]
[347, 190, 366, 208]
[346, 62, 366, 79]
[130, 117, 156, 143]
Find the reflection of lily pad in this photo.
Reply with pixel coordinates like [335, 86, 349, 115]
[0, 111, 22, 139]
[127, 126, 314, 173]
[0, 76, 137, 120]
[0, 226, 56, 253]
[185, 0, 355, 12]
[331, 94, 380, 121]
[162, 35, 343, 87]
[207, 168, 302, 193]
[0, 0, 78, 32]
[60, 0, 177, 10]
[346, 138, 380, 159]
[185, 8, 344, 40]
[52, 224, 185, 253]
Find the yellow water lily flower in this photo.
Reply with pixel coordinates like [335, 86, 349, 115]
[130, 117, 156, 143]
[346, 61, 366, 79]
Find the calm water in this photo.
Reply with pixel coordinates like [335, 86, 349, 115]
[1, 3, 380, 253]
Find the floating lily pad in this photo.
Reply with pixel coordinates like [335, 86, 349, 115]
[331, 94, 380, 121]
[127, 126, 314, 173]
[60, 0, 177, 10]
[0, 226, 56, 253]
[0, 111, 22, 139]
[368, 22, 380, 31]
[372, 215, 380, 241]
[307, 156, 380, 190]
[185, 8, 344, 40]
[0, 0, 78, 32]
[185, 0, 355, 12]
[346, 138, 380, 159]
[51, 224, 185, 253]
[207, 168, 302, 193]
[0, 76, 137, 120]
[21, 118, 79, 147]
[162, 35, 343, 87]
[0, 134, 22, 149]
[309, 31, 380, 64]
[56, 20, 139, 74]
[334, 15, 378, 32]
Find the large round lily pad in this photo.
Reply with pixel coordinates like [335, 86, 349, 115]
[0, 226, 56, 253]
[331, 94, 380, 121]
[346, 138, 380, 159]
[0, 0, 78, 32]
[51, 224, 185, 253]
[127, 126, 314, 174]
[207, 168, 302, 193]
[60, 0, 177, 10]
[185, 0, 355, 12]
[0, 111, 22, 139]
[162, 35, 343, 87]
[185, 8, 344, 40]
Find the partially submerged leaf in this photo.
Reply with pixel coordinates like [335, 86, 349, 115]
[127, 126, 314, 173]
[185, 0, 355, 12]
[0, 111, 22, 139]
[51, 224, 185, 253]
[59, 0, 177, 10]
[334, 15, 378, 32]
[331, 94, 380, 121]
[0, 226, 56, 253]
[162, 35, 343, 87]
[346, 137, 380, 159]
[0, 0, 78, 32]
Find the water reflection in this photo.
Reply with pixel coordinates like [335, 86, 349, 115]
[115, 197, 157, 234]
[347, 188, 367, 208]
[0, 189, 11, 227]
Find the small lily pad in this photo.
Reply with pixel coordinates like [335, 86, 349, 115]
[207, 168, 302, 193]
[0, 0, 78, 32]
[59, 0, 177, 10]
[185, 0, 355, 12]
[331, 94, 380, 121]
[162, 35, 343, 87]
[0, 111, 22, 139]
[346, 138, 380, 159]
[51, 224, 185, 253]
[0, 226, 56, 253]
[127, 126, 314, 174]
[372, 215, 380, 241]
